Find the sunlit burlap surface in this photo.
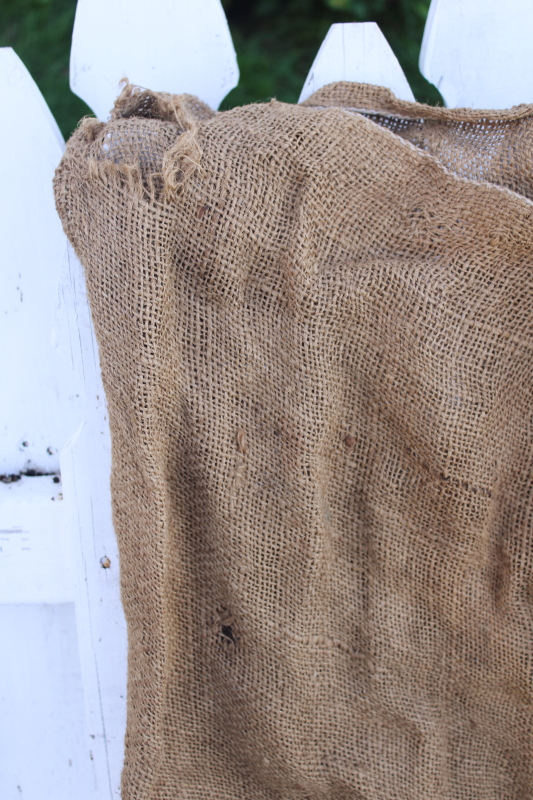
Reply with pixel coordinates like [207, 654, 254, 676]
[55, 83, 533, 800]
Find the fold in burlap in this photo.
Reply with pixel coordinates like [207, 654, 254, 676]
[54, 83, 533, 800]
[302, 82, 533, 200]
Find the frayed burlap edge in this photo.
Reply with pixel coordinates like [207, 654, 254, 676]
[302, 81, 533, 122]
[65, 82, 214, 203]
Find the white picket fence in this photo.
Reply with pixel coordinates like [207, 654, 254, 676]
[1, 1, 531, 797]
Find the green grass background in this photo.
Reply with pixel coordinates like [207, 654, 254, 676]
[0, 0, 442, 139]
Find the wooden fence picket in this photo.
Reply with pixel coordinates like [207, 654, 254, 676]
[60, 1, 242, 796]
[420, 0, 533, 108]
[0, 47, 93, 800]
[71, 0, 239, 119]
[57, 240, 127, 800]
[299, 22, 414, 104]
[0, 48, 81, 478]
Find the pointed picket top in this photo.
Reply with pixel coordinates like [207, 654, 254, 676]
[0, 48, 83, 475]
[70, 0, 239, 119]
[420, 0, 533, 109]
[299, 22, 414, 104]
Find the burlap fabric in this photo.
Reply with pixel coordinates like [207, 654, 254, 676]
[54, 83, 533, 800]
[302, 82, 533, 200]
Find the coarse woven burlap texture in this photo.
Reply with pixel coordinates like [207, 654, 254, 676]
[54, 83, 533, 800]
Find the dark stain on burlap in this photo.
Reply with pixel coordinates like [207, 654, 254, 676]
[54, 81, 533, 800]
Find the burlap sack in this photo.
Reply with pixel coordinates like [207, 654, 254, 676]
[54, 83, 533, 800]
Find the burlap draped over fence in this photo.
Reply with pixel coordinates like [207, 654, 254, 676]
[54, 82, 533, 800]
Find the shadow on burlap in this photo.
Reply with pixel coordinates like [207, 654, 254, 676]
[54, 82, 533, 800]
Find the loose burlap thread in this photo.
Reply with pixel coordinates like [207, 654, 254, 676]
[54, 82, 533, 800]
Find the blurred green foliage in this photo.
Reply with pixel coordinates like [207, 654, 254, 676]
[0, 0, 441, 139]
